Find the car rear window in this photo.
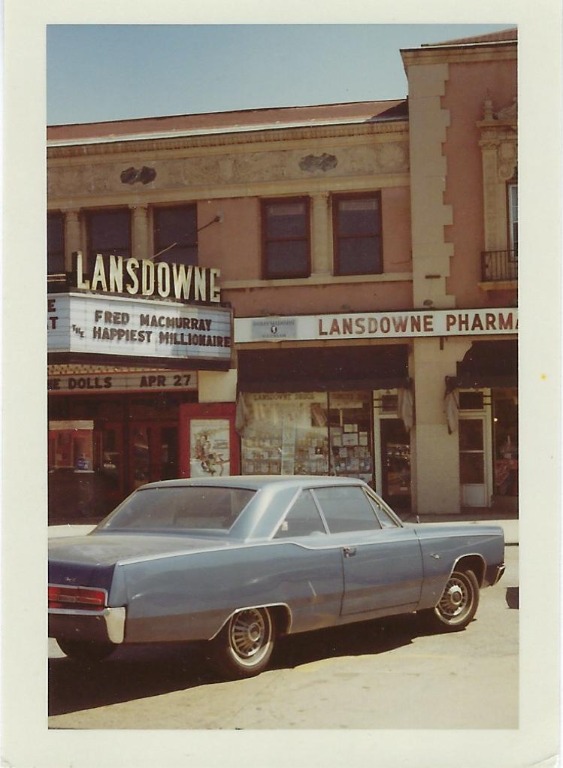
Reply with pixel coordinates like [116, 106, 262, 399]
[97, 486, 256, 533]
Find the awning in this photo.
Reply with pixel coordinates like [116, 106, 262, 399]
[447, 340, 518, 389]
[238, 345, 410, 392]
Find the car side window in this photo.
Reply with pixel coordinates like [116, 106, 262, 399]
[366, 492, 400, 529]
[274, 490, 327, 538]
[313, 486, 381, 533]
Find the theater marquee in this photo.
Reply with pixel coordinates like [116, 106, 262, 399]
[48, 293, 232, 367]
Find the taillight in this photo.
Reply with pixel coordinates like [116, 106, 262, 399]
[48, 584, 107, 611]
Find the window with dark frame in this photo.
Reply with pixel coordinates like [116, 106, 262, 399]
[153, 205, 198, 265]
[262, 198, 311, 279]
[333, 193, 383, 276]
[86, 209, 131, 267]
[47, 212, 65, 274]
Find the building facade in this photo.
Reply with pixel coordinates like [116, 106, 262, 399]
[47, 29, 517, 523]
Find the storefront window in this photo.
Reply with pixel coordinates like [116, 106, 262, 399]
[328, 392, 373, 484]
[493, 389, 518, 496]
[48, 420, 94, 471]
[241, 392, 329, 475]
[240, 391, 373, 483]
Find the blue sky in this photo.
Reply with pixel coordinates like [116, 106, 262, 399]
[47, 24, 512, 125]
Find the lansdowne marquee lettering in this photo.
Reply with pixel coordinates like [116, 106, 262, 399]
[74, 252, 221, 304]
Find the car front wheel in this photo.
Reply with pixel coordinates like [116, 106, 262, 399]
[57, 638, 117, 663]
[207, 607, 275, 679]
[423, 569, 480, 631]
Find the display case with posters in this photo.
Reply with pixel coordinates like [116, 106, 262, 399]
[179, 403, 240, 478]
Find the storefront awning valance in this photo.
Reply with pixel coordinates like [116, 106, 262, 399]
[238, 345, 410, 393]
[448, 340, 518, 389]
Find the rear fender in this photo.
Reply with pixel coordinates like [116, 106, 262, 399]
[209, 602, 293, 641]
[451, 553, 486, 586]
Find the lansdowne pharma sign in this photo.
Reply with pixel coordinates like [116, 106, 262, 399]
[240, 307, 518, 343]
[48, 293, 232, 366]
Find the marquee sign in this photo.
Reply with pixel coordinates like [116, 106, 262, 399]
[48, 293, 232, 366]
[48, 370, 198, 394]
[73, 252, 221, 304]
[239, 308, 518, 343]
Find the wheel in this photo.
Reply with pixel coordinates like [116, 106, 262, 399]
[423, 569, 480, 631]
[207, 607, 275, 679]
[57, 638, 117, 663]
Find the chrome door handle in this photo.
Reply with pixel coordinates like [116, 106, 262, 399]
[343, 546, 357, 558]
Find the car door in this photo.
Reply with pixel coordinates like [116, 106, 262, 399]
[271, 489, 345, 631]
[312, 485, 423, 616]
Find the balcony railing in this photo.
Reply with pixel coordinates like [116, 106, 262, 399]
[481, 250, 518, 282]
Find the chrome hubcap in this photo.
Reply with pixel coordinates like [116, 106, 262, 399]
[230, 609, 269, 660]
[439, 578, 468, 618]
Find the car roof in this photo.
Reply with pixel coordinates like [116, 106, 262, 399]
[140, 475, 365, 492]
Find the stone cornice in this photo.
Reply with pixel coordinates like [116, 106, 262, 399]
[47, 119, 409, 160]
[401, 43, 516, 70]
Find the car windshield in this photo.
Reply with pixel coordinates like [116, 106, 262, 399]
[96, 485, 256, 534]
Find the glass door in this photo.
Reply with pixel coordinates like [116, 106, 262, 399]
[129, 421, 178, 490]
[380, 418, 411, 509]
[98, 422, 125, 511]
[459, 417, 488, 507]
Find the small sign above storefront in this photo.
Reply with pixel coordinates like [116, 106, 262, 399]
[239, 308, 518, 343]
[48, 370, 198, 394]
[250, 317, 297, 340]
[48, 293, 232, 366]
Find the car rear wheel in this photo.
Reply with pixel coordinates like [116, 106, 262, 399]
[207, 607, 275, 679]
[423, 569, 480, 631]
[57, 638, 117, 663]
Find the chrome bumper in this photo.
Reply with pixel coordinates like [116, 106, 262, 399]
[48, 606, 126, 644]
[489, 563, 506, 587]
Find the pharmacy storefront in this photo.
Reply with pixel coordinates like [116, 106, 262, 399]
[235, 307, 518, 514]
[47, 255, 235, 523]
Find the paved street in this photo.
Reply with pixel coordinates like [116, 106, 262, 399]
[48, 546, 518, 730]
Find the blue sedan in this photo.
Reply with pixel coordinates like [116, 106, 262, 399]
[48, 475, 505, 679]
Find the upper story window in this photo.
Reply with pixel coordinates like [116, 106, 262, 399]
[333, 193, 383, 276]
[262, 198, 311, 279]
[153, 205, 198, 265]
[47, 212, 65, 274]
[86, 209, 131, 265]
[508, 182, 518, 253]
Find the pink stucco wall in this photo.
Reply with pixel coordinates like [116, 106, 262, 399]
[199, 187, 413, 316]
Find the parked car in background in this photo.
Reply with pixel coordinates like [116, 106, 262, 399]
[48, 475, 505, 679]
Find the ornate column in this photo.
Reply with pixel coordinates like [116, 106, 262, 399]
[63, 208, 81, 271]
[130, 204, 149, 260]
[311, 192, 331, 276]
[478, 95, 517, 252]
